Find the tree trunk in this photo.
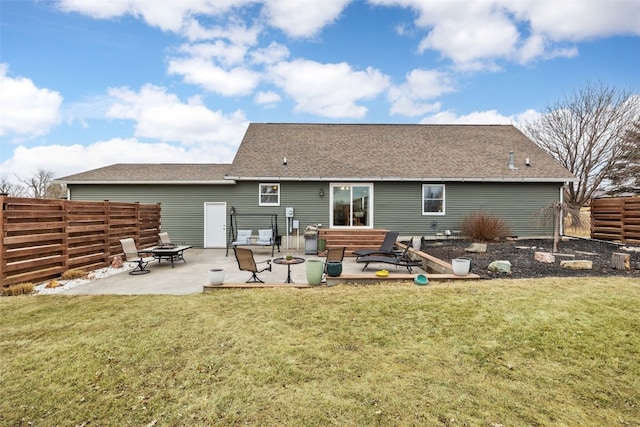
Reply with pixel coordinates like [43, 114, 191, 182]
[611, 252, 630, 271]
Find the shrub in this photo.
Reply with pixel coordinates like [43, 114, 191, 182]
[460, 211, 511, 241]
[61, 269, 88, 280]
[1, 282, 35, 296]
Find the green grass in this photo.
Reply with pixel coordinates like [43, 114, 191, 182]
[1, 278, 639, 426]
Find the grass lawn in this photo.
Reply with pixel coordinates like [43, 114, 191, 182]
[1, 278, 639, 426]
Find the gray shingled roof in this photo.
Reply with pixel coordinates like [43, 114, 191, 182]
[226, 123, 576, 182]
[57, 163, 231, 183]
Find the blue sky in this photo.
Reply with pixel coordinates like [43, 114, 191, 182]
[1, 0, 639, 185]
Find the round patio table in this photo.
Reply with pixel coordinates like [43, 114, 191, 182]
[273, 257, 305, 283]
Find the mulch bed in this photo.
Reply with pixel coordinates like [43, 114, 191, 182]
[421, 237, 640, 280]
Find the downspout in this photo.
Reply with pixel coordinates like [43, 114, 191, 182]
[559, 184, 565, 236]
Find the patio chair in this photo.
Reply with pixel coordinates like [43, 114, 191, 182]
[120, 238, 154, 275]
[233, 247, 272, 283]
[158, 232, 172, 245]
[352, 231, 400, 260]
[324, 246, 346, 272]
[357, 237, 422, 273]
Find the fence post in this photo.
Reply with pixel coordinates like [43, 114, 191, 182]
[0, 194, 6, 286]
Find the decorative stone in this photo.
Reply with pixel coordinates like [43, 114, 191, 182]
[111, 255, 124, 268]
[465, 243, 487, 253]
[560, 260, 592, 270]
[535, 251, 555, 263]
[488, 260, 511, 273]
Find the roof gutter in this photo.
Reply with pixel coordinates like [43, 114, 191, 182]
[224, 176, 579, 183]
[57, 180, 236, 185]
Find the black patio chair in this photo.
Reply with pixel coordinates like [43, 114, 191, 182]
[357, 237, 422, 273]
[352, 231, 400, 260]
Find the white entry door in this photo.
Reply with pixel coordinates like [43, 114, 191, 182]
[204, 202, 227, 248]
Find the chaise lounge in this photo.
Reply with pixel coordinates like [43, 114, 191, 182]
[357, 238, 422, 273]
[352, 231, 400, 261]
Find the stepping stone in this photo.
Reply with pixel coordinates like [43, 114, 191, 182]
[535, 251, 555, 263]
[465, 243, 487, 253]
[560, 260, 592, 270]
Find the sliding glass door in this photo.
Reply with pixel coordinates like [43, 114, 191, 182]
[330, 183, 372, 228]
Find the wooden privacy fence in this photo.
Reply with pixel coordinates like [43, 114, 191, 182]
[1, 196, 161, 287]
[591, 196, 640, 245]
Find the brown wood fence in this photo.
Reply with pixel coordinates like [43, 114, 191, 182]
[1, 196, 161, 287]
[591, 196, 640, 245]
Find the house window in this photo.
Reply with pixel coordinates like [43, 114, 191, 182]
[330, 183, 373, 228]
[422, 184, 445, 215]
[259, 183, 280, 206]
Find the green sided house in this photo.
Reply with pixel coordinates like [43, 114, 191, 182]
[57, 123, 577, 248]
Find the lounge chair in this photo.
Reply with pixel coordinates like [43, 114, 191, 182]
[233, 247, 272, 283]
[120, 238, 154, 275]
[352, 231, 400, 260]
[357, 237, 422, 273]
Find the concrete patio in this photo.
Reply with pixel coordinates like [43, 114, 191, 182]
[61, 246, 477, 295]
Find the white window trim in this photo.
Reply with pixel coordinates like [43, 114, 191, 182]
[422, 184, 445, 216]
[329, 183, 374, 228]
[259, 183, 280, 206]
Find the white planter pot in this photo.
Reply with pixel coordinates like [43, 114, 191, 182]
[208, 268, 225, 285]
[452, 258, 471, 276]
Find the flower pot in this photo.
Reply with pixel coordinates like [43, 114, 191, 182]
[208, 268, 225, 285]
[452, 258, 471, 276]
[306, 259, 324, 285]
[326, 261, 342, 277]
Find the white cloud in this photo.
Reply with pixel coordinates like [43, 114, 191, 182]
[510, 0, 640, 41]
[167, 57, 260, 96]
[1, 137, 237, 186]
[254, 91, 281, 106]
[106, 84, 249, 145]
[251, 42, 290, 65]
[370, 0, 640, 68]
[56, 0, 255, 33]
[389, 69, 454, 116]
[420, 108, 540, 126]
[182, 19, 261, 44]
[262, 0, 351, 38]
[0, 64, 62, 140]
[268, 59, 390, 118]
[420, 109, 512, 125]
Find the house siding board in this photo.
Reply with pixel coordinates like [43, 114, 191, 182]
[371, 182, 559, 236]
[69, 179, 561, 246]
[68, 184, 235, 247]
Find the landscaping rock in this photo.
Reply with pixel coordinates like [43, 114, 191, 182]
[560, 260, 593, 270]
[535, 251, 555, 263]
[488, 260, 511, 273]
[466, 243, 487, 253]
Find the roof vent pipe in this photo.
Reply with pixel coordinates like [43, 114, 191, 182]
[508, 151, 517, 170]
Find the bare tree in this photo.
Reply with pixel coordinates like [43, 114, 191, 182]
[17, 169, 57, 198]
[45, 182, 67, 199]
[0, 176, 26, 197]
[523, 83, 640, 222]
[606, 118, 640, 195]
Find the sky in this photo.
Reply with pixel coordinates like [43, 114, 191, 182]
[1, 0, 639, 186]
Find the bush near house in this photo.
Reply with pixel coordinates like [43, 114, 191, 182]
[460, 211, 511, 241]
